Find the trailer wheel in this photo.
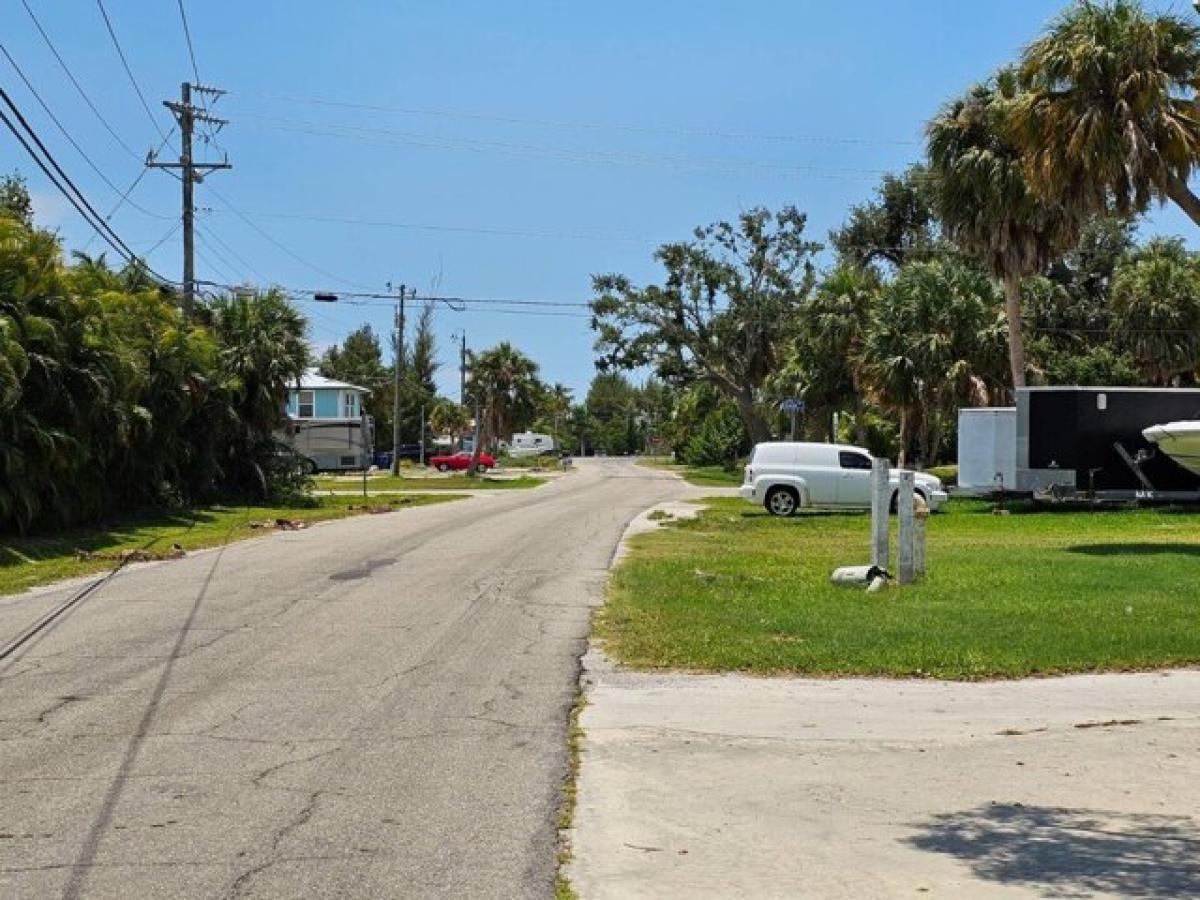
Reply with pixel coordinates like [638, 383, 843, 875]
[300, 457, 317, 475]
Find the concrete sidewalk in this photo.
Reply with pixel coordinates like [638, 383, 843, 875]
[568, 659, 1200, 899]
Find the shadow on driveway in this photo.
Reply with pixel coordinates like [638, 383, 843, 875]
[905, 803, 1200, 898]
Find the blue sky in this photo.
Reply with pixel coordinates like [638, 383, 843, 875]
[4, 0, 1196, 399]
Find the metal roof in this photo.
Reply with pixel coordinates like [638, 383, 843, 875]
[294, 369, 370, 393]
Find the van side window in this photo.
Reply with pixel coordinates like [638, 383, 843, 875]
[838, 451, 873, 471]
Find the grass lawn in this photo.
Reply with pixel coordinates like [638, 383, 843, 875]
[637, 457, 744, 487]
[0, 493, 464, 598]
[313, 473, 544, 492]
[598, 497, 1200, 680]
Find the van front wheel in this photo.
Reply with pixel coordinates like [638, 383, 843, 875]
[765, 486, 799, 518]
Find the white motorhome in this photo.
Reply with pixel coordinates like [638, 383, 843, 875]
[739, 442, 948, 517]
[508, 432, 556, 458]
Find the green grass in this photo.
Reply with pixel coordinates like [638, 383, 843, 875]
[637, 457, 744, 487]
[0, 493, 465, 598]
[597, 498, 1200, 680]
[313, 473, 544, 492]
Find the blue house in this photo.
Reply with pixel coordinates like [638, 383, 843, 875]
[286, 370, 368, 422]
[282, 370, 373, 472]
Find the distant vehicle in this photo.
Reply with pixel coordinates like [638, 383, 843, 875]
[739, 442, 948, 518]
[508, 432, 557, 457]
[428, 451, 496, 473]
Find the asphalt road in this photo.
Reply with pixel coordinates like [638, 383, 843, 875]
[0, 459, 684, 899]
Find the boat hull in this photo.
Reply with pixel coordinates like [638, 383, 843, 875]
[1144, 422, 1200, 478]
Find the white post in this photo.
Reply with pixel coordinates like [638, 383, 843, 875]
[914, 511, 927, 578]
[897, 472, 915, 585]
[871, 459, 890, 572]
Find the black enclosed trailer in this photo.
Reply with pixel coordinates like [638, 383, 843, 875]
[1016, 387, 1200, 497]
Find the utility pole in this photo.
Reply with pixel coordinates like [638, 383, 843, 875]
[148, 83, 230, 317]
[389, 283, 408, 476]
[459, 331, 468, 406]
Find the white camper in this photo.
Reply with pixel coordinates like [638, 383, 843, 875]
[508, 432, 556, 458]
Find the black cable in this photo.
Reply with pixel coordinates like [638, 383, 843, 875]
[202, 184, 375, 290]
[176, 0, 201, 85]
[17, 0, 144, 162]
[0, 43, 171, 220]
[0, 85, 140, 260]
[94, 0, 172, 142]
[0, 89, 178, 285]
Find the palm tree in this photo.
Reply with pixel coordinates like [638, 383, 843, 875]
[429, 399, 471, 448]
[862, 259, 1006, 466]
[927, 70, 1078, 391]
[467, 342, 540, 470]
[1111, 238, 1200, 385]
[1015, 0, 1200, 226]
[790, 264, 880, 443]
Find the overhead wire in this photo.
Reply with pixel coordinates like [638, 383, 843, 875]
[175, 0, 201, 85]
[241, 114, 889, 180]
[0, 42, 170, 220]
[93, 0, 172, 143]
[17, 0, 146, 163]
[201, 184, 376, 290]
[238, 91, 921, 147]
[203, 208, 650, 243]
[0, 86, 178, 284]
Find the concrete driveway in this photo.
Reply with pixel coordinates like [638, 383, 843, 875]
[569, 660, 1200, 899]
[0, 459, 685, 899]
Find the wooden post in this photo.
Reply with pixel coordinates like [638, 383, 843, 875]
[871, 459, 890, 572]
[897, 472, 915, 585]
[914, 498, 928, 578]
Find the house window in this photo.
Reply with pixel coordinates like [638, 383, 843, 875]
[343, 392, 357, 418]
[297, 390, 315, 419]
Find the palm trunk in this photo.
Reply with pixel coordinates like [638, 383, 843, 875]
[1001, 272, 1027, 393]
[853, 395, 867, 446]
[1165, 172, 1200, 229]
[897, 408, 909, 469]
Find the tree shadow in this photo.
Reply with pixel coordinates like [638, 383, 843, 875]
[1066, 543, 1200, 557]
[905, 803, 1200, 898]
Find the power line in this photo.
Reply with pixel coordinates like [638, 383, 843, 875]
[0, 85, 139, 261]
[17, 0, 146, 163]
[201, 184, 375, 291]
[242, 114, 888, 180]
[0, 88, 174, 283]
[203, 207, 651, 243]
[143, 219, 182, 256]
[176, 0, 202, 85]
[94, 0, 172, 143]
[196, 220, 271, 282]
[0, 42, 170, 220]
[240, 92, 920, 147]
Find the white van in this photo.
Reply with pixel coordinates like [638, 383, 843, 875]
[739, 442, 948, 517]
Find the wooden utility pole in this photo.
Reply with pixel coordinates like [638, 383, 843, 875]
[148, 83, 229, 317]
[390, 284, 407, 476]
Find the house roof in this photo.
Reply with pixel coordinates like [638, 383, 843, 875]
[295, 369, 370, 394]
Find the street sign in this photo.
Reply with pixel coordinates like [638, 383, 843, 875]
[780, 399, 806, 414]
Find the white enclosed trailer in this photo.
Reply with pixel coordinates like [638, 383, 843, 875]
[957, 408, 1017, 494]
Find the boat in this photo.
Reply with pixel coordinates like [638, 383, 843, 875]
[1143, 421, 1200, 478]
